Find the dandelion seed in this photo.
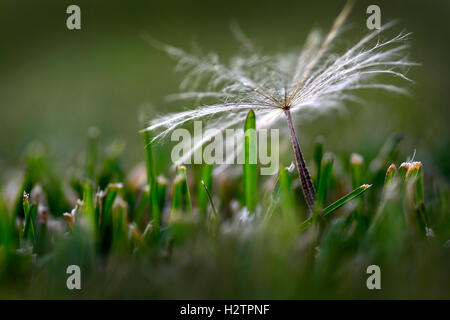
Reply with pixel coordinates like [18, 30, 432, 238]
[143, 1, 416, 211]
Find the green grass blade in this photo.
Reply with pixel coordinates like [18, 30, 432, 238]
[385, 163, 396, 185]
[279, 164, 295, 216]
[198, 164, 213, 216]
[97, 183, 122, 253]
[315, 152, 334, 212]
[201, 180, 218, 218]
[405, 161, 429, 233]
[299, 218, 312, 232]
[265, 164, 294, 219]
[100, 183, 122, 233]
[350, 153, 364, 190]
[398, 162, 409, 180]
[170, 174, 184, 219]
[22, 192, 37, 249]
[82, 181, 95, 227]
[157, 176, 167, 212]
[201, 180, 219, 236]
[134, 185, 149, 226]
[323, 184, 372, 216]
[13, 145, 43, 219]
[112, 198, 128, 248]
[142, 131, 156, 185]
[244, 109, 257, 212]
[300, 184, 372, 231]
[142, 130, 160, 236]
[178, 166, 192, 215]
[150, 183, 161, 237]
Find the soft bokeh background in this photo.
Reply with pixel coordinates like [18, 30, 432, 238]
[1, 0, 449, 181]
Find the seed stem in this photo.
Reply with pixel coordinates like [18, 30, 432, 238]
[284, 109, 316, 210]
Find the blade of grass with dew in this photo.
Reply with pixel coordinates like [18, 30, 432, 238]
[405, 162, 429, 235]
[143, 131, 156, 184]
[244, 109, 257, 212]
[112, 198, 128, 250]
[13, 145, 42, 219]
[398, 162, 410, 180]
[350, 153, 366, 226]
[314, 152, 334, 215]
[102, 184, 122, 227]
[385, 163, 396, 185]
[368, 164, 404, 241]
[22, 192, 37, 249]
[201, 180, 218, 218]
[324, 184, 372, 215]
[300, 184, 372, 231]
[198, 164, 213, 216]
[157, 176, 168, 212]
[350, 153, 364, 190]
[142, 130, 160, 236]
[279, 164, 296, 217]
[170, 174, 184, 220]
[177, 166, 192, 215]
[167, 169, 196, 245]
[99, 184, 122, 239]
[97, 184, 122, 253]
[82, 180, 99, 237]
[265, 163, 295, 219]
[201, 180, 219, 236]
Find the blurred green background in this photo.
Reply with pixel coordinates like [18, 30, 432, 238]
[1, 0, 449, 181]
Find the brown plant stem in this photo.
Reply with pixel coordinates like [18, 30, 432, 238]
[284, 108, 316, 210]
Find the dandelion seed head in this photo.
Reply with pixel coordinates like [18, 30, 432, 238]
[143, 3, 417, 171]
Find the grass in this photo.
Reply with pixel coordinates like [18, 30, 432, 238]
[0, 111, 449, 299]
[244, 109, 257, 213]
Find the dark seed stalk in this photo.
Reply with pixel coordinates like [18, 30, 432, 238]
[284, 108, 316, 210]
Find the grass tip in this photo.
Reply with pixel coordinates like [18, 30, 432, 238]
[106, 183, 124, 191]
[387, 163, 396, 173]
[399, 162, 411, 170]
[350, 153, 363, 165]
[157, 176, 168, 185]
[407, 161, 422, 173]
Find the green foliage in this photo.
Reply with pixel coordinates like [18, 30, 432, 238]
[315, 152, 334, 212]
[197, 164, 213, 216]
[142, 131, 160, 237]
[22, 192, 37, 249]
[243, 109, 257, 212]
[0, 124, 448, 299]
[313, 136, 324, 188]
[323, 184, 372, 216]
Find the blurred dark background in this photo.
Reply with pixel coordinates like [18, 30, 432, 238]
[1, 0, 449, 180]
